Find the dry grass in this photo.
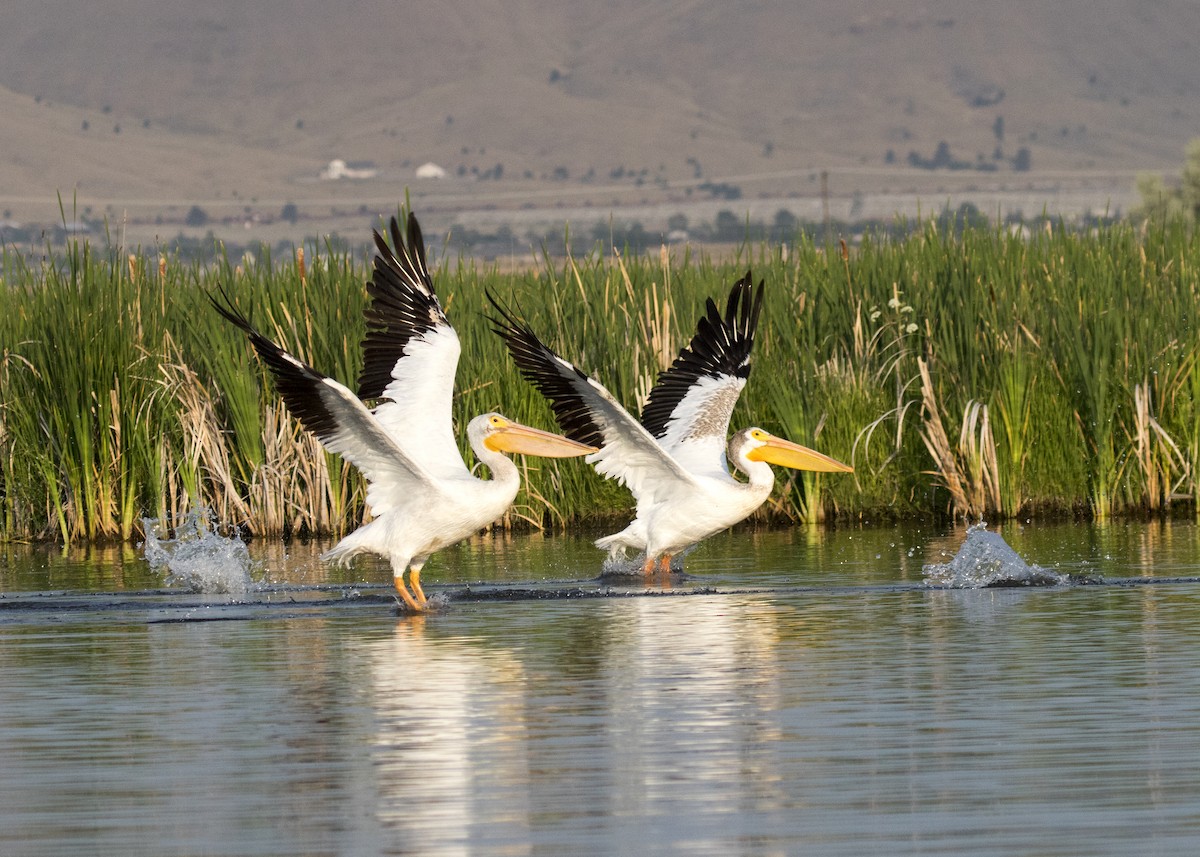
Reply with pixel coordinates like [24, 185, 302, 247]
[4, 219, 1200, 543]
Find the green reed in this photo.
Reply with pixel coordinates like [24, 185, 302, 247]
[2, 218, 1200, 544]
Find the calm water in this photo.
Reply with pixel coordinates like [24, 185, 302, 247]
[3, 521, 1200, 856]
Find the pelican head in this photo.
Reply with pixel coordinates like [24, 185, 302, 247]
[470, 412, 598, 458]
[730, 427, 853, 473]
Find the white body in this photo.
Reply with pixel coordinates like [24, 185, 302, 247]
[217, 213, 593, 608]
[322, 410, 522, 574]
[490, 276, 851, 570]
[596, 458, 774, 560]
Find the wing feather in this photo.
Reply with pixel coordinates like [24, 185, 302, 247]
[211, 291, 433, 515]
[640, 273, 763, 478]
[486, 294, 696, 501]
[357, 213, 466, 480]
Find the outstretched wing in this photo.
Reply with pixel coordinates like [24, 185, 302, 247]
[211, 290, 433, 516]
[639, 272, 763, 479]
[487, 293, 696, 502]
[357, 212, 466, 480]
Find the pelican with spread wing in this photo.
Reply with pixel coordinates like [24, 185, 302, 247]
[213, 213, 595, 611]
[489, 273, 852, 574]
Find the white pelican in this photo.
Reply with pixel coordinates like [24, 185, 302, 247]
[488, 273, 852, 574]
[212, 213, 595, 611]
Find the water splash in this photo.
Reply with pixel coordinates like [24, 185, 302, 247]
[923, 523, 1069, 588]
[141, 509, 255, 595]
[600, 550, 688, 578]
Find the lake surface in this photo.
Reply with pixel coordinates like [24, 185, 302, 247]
[3, 520, 1200, 856]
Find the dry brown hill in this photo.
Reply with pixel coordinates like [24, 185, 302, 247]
[2, 1, 1197, 243]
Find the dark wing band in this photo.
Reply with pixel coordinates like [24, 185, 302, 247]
[357, 212, 450, 400]
[486, 290, 697, 498]
[640, 271, 763, 440]
[209, 288, 432, 501]
[485, 292, 608, 449]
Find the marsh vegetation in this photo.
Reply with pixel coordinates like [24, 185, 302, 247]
[2, 218, 1198, 543]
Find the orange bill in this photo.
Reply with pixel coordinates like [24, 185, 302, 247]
[747, 433, 853, 472]
[486, 421, 598, 458]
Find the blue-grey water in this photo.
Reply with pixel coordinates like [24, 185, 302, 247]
[3, 520, 1200, 856]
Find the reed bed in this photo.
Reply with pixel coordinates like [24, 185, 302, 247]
[2, 218, 1199, 544]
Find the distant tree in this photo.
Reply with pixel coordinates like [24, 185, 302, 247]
[714, 210, 743, 243]
[280, 202, 299, 223]
[616, 221, 649, 251]
[1012, 147, 1032, 172]
[993, 115, 1005, 142]
[772, 209, 798, 240]
[667, 213, 689, 232]
[185, 205, 209, 227]
[81, 120, 89, 131]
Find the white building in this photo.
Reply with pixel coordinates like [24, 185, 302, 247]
[415, 162, 447, 180]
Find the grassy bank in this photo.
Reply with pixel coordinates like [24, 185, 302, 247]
[2, 219, 1198, 544]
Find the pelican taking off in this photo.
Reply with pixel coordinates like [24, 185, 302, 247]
[489, 273, 852, 574]
[213, 213, 594, 611]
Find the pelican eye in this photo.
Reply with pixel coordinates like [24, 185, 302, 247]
[489, 415, 505, 427]
[751, 429, 768, 441]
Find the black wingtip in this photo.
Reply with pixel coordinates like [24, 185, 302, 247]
[406, 211, 426, 270]
[482, 287, 527, 341]
[640, 271, 766, 439]
[357, 210, 446, 400]
[485, 290, 607, 448]
[209, 288, 345, 442]
[208, 284, 254, 336]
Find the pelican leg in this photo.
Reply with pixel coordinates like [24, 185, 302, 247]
[393, 573, 425, 613]
[658, 553, 673, 574]
[643, 554, 658, 575]
[409, 566, 428, 606]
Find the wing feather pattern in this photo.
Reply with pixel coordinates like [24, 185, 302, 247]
[486, 294, 696, 501]
[358, 213, 465, 480]
[210, 292, 433, 515]
[640, 273, 764, 479]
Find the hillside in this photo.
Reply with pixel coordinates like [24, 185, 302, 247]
[2, 1, 1197, 245]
